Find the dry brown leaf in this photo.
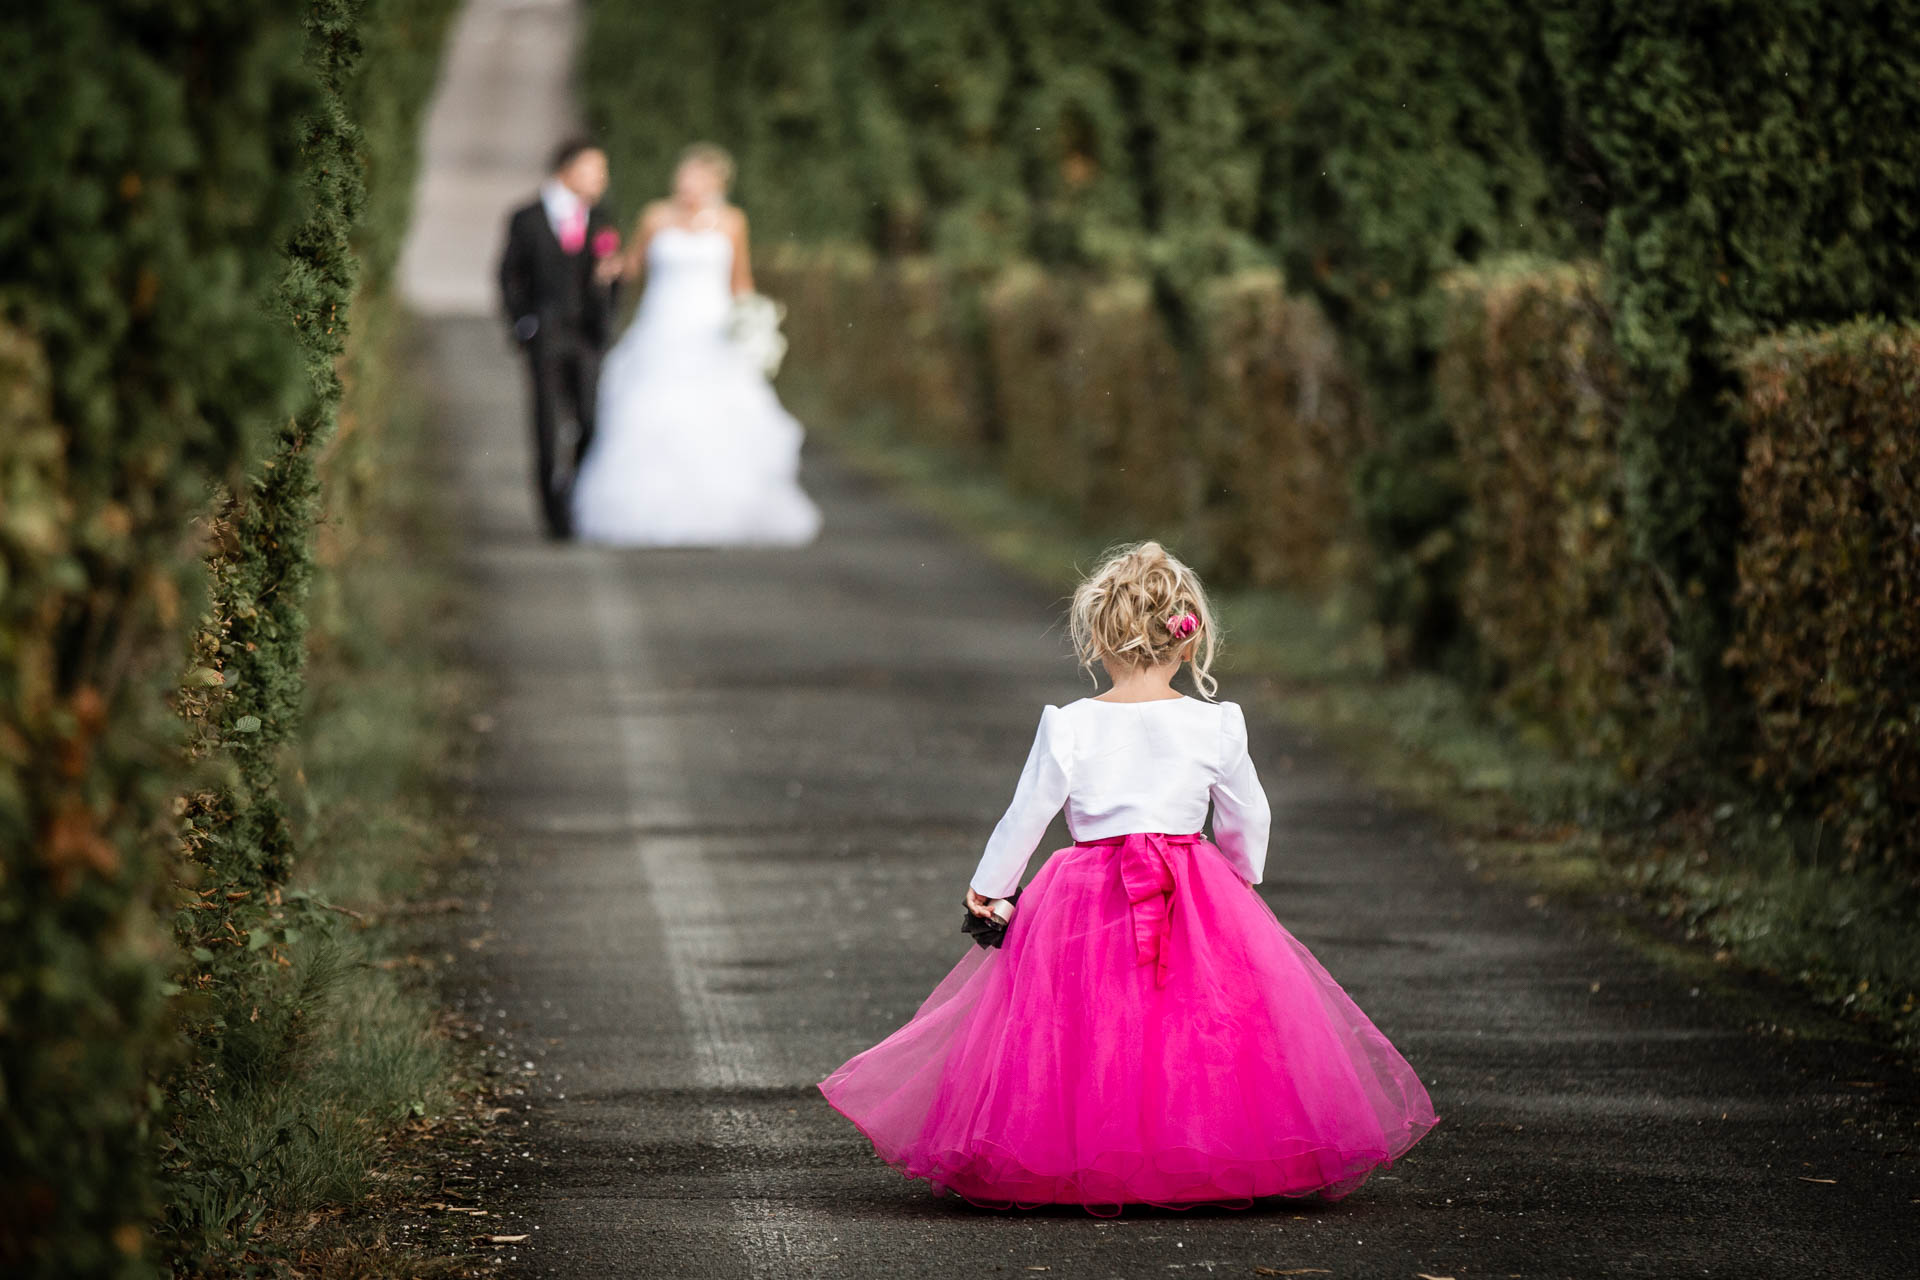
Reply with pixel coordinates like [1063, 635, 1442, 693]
[483, 1234, 529, 1244]
[1797, 1176, 1837, 1184]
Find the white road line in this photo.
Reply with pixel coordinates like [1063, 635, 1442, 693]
[588, 555, 839, 1276]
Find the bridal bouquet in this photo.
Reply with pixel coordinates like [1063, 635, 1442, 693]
[727, 291, 789, 378]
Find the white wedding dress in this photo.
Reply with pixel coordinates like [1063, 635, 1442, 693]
[571, 225, 822, 545]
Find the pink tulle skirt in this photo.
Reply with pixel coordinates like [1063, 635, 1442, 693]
[819, 833, 1439, 1214]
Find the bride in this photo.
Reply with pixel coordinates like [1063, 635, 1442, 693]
[571, 143, 822, 546]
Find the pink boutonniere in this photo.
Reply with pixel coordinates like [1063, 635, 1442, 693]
[591, 227, 621, 259]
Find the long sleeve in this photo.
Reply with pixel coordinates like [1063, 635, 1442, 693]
[498, 210, 533, 327]
[1209, 702, 1271, 884]
[968, 706, 1072, 898]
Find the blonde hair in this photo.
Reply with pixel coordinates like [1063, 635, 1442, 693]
[1068, 541, 1220, 699]
[676, 141, 735, 188]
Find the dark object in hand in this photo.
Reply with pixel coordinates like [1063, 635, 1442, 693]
[961, 888, 1022, 949]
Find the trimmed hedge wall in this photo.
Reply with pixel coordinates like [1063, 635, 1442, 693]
[166, 2, 456, 1259]
[1541, 0, 1920, 718]
[761, 246, 989, 454]
[1731, 324, 1920, 874]
[982, 269, 1192, 526]
[1251, 2, 1574, 664]
[1194, 271, 1371, 595]
[0, 2, 453, 1274]
[0, 6, 314, 1272]
[1437, 260, 1672, 770]
[762, 250, 1368, 596]
[172, 0, 372, 1003]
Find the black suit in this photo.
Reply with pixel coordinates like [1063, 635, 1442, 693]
[498, 197, 619, 537]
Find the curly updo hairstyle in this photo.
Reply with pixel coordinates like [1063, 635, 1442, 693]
[1068, 541, 1219, 698]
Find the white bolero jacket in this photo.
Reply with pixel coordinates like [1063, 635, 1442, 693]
[967, 697, 1272, 898]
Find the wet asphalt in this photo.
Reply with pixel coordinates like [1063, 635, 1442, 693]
[403, 4, 1919, 1277]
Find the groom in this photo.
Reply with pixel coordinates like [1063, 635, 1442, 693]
[498, 138, 621, 539]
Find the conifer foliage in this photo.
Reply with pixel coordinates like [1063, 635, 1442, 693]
[0, 2, 454, 1273]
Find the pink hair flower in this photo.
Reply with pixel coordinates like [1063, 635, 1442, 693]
[591, 227, 621, 259]
[1166, 611, 1198, 639]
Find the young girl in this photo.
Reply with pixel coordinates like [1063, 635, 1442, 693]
[819, 541, 1439, 1213]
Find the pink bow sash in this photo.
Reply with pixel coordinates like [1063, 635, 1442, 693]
[1086, 832, 1201, 987]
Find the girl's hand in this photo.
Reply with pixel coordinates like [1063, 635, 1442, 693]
[965, 888, 998, 920]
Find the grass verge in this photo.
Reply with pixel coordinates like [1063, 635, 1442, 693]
[163, 305, 524, 1277]
[805, 402, 1919, 1059]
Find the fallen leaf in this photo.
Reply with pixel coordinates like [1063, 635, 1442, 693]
[1417, 1274, 1458, 1279]
[1797, 1177, 1837, 1184]
[483, 1234, 529, 1244]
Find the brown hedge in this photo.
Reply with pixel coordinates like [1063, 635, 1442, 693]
[981, 271, 1191, 526]
[1193, 270, 1371, 594]
[868, 258, 986, 453]
[1731, 323, 1920, 875]
[1075, 278, 1192, 529]
[1436, 259, 1677, 768]
[763, 252, 1366, 594]
[760, 245, 981, 448]
[981, 265, 1092, 513]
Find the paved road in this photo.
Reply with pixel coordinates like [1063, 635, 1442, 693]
[401, 4, 1918, 1277]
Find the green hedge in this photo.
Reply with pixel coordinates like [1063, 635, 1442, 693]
[168, 0, 458, 1262]
[0, 2, 453, 1274]
[1541, 0, 1920, 725]
[173, 0, 372, 990]
[1731, 323, 1920, 876]
[0, 6, 314, 1272]
[1251, 2, 1573, 664]
[1439, 263, 1920, 879]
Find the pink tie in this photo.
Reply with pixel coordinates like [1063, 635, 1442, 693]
[559, 206, 586, 254]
